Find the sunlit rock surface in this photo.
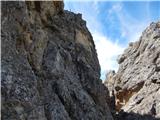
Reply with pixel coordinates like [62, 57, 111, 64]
[105, 22, 160, 120]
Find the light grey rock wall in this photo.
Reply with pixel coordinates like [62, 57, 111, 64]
[105, 22, 160, 120]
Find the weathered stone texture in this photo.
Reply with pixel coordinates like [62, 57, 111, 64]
[1, 1, 113, 120]
[105, 22, 160, 120]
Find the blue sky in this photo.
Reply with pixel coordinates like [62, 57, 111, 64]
[64, 1, 160, 80]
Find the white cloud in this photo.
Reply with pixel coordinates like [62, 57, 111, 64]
[108, 3, 122, 14]
[118, 13, 148, 42]
[93, 33, 125, 80]
[108, 3, 151, 43]
[92, 1, 100, 14]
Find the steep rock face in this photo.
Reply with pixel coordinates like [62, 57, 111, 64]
[104, 70, 116, 114]
[1, 1, 113, 120]
[105, 22, 160, 120]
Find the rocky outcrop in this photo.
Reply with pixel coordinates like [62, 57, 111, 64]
[104, 70, 116, 114]
[105, 22, 160, 120]
[1, 1, 113, 120]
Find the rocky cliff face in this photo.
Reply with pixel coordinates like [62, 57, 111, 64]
[1, 1, 113, 120]
[105, 22, 160, 120]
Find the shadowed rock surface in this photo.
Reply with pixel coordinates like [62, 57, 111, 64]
[105, 22, 160, 120]
[1, 1, 113, 120]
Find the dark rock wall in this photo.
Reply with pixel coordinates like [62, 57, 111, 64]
[1, 1, 113, 120]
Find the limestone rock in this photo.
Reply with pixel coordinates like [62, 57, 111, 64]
[105, 22, 160, 120]
[104, 70, 116, 115]
[1, 1, 113, 120]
